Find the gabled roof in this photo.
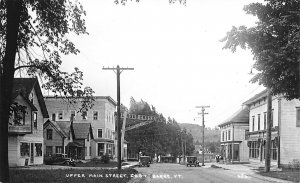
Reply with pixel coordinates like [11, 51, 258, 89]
[44, 120, 69, 138]
[243, 89, 268, 105]
[218, 107, 249, 127]
[72, 123, 94, 139]
[56, 121, 70, 137]
[19, 93, 38, 111]
[13, 78, 49, 118]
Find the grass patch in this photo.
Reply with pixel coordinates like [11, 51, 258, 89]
[10, 168, 138, 183]
[257, 169, 300, 182]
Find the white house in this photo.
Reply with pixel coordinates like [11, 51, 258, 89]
[8, 78, 49, 167]
[219, 106, 249, 163]
[243, 89, 300, 167]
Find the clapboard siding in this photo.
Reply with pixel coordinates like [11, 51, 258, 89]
[280, 99, 300, 165]
[8, 137, 18, 167]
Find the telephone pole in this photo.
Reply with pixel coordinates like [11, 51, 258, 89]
[196, 105, 210, 166]
[103, 65, 134, 170]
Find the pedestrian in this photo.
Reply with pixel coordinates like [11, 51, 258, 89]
[216, 155, 219, 163]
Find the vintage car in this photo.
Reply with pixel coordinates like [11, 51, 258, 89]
[44, 153, 76, 166]
[186, 156, 200, 167]
[139, 156, 151, 167]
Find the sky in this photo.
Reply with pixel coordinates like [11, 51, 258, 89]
[58, 0, 266, 128]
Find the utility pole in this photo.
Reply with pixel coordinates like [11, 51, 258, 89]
[196, 105, 210, 166]
[180, 130, 184, 163]
[103, 65, 134, 170]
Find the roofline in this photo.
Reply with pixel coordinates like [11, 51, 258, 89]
[242, 89, 268, 105]
[44, 120, 67, 138]
[32, 78, 49, 118]
[44, 96, 117, 106]
[218, 121, 249, 127]
[13, 78, 49, 118]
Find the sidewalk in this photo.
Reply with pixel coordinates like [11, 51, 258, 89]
[207, 162, 293, 183]
[122, 161, 139, 168]
[13, 161, 140, 170]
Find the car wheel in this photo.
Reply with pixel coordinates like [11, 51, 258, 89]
[64, 161, 70, 166]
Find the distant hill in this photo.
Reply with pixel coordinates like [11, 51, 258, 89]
[178, 123, 220, 144]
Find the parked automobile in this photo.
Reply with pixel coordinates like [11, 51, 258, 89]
[44, 153, 76, 166]
[186, 156, 200, 167]
[139, 156, 151, 167]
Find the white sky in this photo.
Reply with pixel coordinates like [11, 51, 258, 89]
[59, 0, 265, 128]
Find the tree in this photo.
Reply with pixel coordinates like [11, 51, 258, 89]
[221, 0, 300, 100]
[0, 1, 93, 181]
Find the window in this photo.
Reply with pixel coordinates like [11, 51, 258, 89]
[228, 130, 231, 141]
[87, 133, 89, 142]
[20, 142, 30, 157]
[264, 112, 267, 130]
[89, 146, 91, 156]
[249, 141, 259, 158]
[82, 111, 87, 120]
[71, 110, 76, 120]
[85, 147, 87, 156]
[257, 114, 261, 131]
[13, 110, 25, 125]
[245, 129, 249, 140]
[252, 116, 255, 131]
[56, 146, 63, 154]
[52, 113, 56, 121]
[97, 129, 103, 138]
[271, 140, 277, 160]
[97, 143, 104, 156]
[35, 143, 42, 156]
[29, 93, 34, 103]
[46, 146, 53, 156]
[271, 109, 274, 126]
[58, 111, 63, 120]
[33, 112, 37, 128]
[222, 131, 225, 141]
[225, 131, 227, 141]
[46, 129, 53, 140]
[93, 111, 98, 120]
[296, 108, 300, 127]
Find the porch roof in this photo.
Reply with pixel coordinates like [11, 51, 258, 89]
[66, 141, 84, 147]
[93, 138, 114, 143]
